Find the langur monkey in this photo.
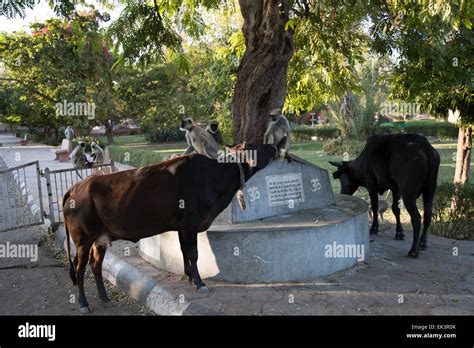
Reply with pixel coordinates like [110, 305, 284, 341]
[70, 141, 92, 168]
[368, 199, 389, 225]
[64, 126, 74, 140]
[205, 120, 224, 146]
[180, 118, 220, 159]
[90, 141, 105, 165]
[263, 108, 291, 159]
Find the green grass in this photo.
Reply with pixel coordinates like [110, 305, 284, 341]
[98, 134, 148, 146]
[105, 135, 187, 167]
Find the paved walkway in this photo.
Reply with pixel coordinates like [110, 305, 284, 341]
[0, 225, 150, 315]
[88, 226, 473, 315]
[1, 133, 473, 315]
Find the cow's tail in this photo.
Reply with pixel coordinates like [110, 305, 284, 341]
[423, 146, 441, 204]
[429, 148, 441, 195]
[62, 190, 77, 285]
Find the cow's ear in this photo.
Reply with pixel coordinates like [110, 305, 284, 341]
[329, 161, 343, 167]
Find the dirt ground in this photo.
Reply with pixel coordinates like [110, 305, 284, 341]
[0, 225, 152, 315]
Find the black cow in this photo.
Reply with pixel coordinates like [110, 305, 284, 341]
[330, 134, 440, 258]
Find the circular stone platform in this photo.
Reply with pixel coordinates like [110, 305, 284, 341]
[139, 194, 369, 283]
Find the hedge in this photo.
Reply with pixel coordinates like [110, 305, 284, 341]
[292, 126, 340, 141]
[377, 121, 458, 138]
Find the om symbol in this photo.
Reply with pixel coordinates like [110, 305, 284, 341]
[310, 178, 321, 192]
[247, 186, 261, 202]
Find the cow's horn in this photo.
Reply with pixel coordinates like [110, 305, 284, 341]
[329, 161, 343, 167]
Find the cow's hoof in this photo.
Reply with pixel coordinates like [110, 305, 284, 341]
[197, 286, 210, 294]
[394, 233, 405, 240]
[408, 250, 419, 258]
[79, 306, 91, 314]
[102, 300, 114, 308]
[369, 229, 378, 235]
[419, 242, 427, 250]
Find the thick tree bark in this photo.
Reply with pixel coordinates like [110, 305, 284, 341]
[232, 0, 294, 144]
[105, 121, 114, 145]
[53, 126, 59, 145]
[73, 125, 82, 138]
[453, 126, 472, 184]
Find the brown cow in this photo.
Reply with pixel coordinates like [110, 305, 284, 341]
[63, 143, 277, 313]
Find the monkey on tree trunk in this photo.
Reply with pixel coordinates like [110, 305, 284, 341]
[263, 108, 291, 160]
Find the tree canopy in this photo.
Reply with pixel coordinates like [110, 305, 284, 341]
[0, 0, 472, 183]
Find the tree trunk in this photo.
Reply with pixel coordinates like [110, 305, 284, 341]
[105, 122, 114, 145]
[232, 0, 294, 144]
[453, 126, 472, 184]
[340, 92, 355, 137]
[53, 126, 59, 145]
[73, 125, 82, 138]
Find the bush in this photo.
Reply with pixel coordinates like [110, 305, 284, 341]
[322, 137, 365, 157]
[377, 121, 458, 138]
[143, 127, 184, 143]
[292, 126, 340, 141]
[431, 183, 474, 240]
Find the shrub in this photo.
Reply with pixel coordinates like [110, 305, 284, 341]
[322, 137, 365, 157]
[143, 126, 184, 143]
[377, 121, 458, 138]
[431, 183, 474, 240]
[292, 126, 340, 141]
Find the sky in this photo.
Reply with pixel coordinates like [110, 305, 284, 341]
[0, 0, 122, 33]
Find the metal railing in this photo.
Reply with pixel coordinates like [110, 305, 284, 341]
[42, 161, 115, 230]
[0, 158, 44, 232]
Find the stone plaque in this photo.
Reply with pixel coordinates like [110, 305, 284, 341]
[266, 173, 305, 207]
[214, 155, 336, 223]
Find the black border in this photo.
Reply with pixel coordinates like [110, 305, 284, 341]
[0, 315, 473, 346]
